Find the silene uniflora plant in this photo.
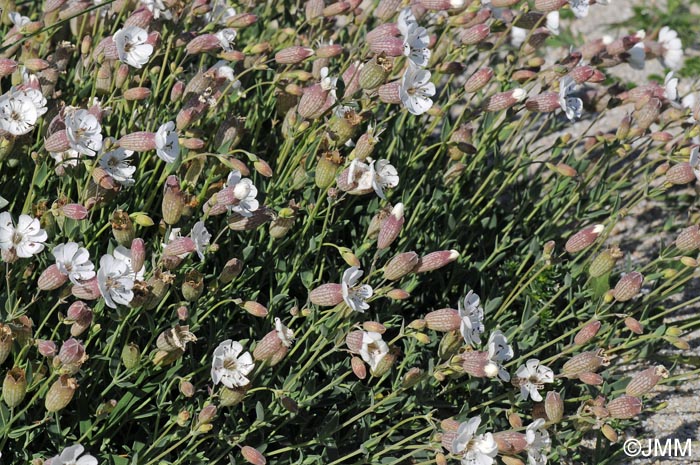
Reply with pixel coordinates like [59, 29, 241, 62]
[0, 0, 697, 463]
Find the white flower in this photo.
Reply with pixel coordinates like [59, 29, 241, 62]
[559, 76, 583, 122]
[359, 331, 389, 372]
[141, 0, 172, 20]
[341, 266, 373, 313]
[689, 146, 700, 181]
[97, 254, 135, 309]
[628, 42, 646, 70]
[0, 90, 38, 136]
[514, 359, 554, 402]
[663, 71, 678, 101]
[275, 317, 294, 348]
[66, 109, 102, 157]
[526, 419, 551, 465]
[215, 28, 237, 52]
[485, 330, 513, 382]
[50, 149, 81, 169]
[568, 0, 589, 18]
[546, 11, 560, 35]
[99, 146, 136, 186]
[113, 245, 145, 281]
[452, 416, 498, 465]
[400, 62, 435, 116]
[319, 67, 338, 105]
[458, 290, 485, 346]
[9, 12, 31, 28]
[511, 26, 527, 47]
[398, 8, 431, 68]
[657, 26, 683, 71]
[206, 0, 237, 24]
[226, 170, 259, 217]
[190, 221, 211, 261]
[53, 242, 96, 285]
[114, 26, 154, 69]
[369, 159, 399, 199]
[0, 212, 47, 258]
[155, 121, 179, 163]
[49, 444, 98, 465]
[211, 339, 255, 388]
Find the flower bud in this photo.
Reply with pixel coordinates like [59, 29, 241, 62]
[242, 301, 268, 317]
[123, 87, 151, 100]
[665, 162, 696, 185]
[675, 225, 700, 252]
[626, 365, 669, 397]
[219, 385, 249, 406]
[219, 258, 243, 284]
[374, 0, 402, 20]
[161, 176, 185, 225]
[351, 356, 367, 379]
[241, 446, 267, 465]
[57, 338, 87, 366]
[613, 271, 643, 302]
[323, 1, 352, 17]
[386, 288, 411, 300]
[121, 342, 141, 369]
[589, 247, 623, 278]
[383, 252, 419, 280]
[0, 59, 18, 77]
[38, 264, 69, 291]
[561, 349, 609, 377]
[38, 339, 58, 357]
[298, 84, 332, 120]
[45, 375, 78, 412]
[377, 203, 404, 249]
[402, 367, 423, 388]
[460, 24, 490, 45]
[565, 224, 604, 253]
[601, 424, 618, 442]
[606, 395, 642, 419]
[493, 431, 528, 454]
[62, 203, 88, 220]
[578, 372, 604, 385]
[574, 320, 601, 345]
[371, 347, 397, 377]
[71, 277, 101, 300]
[624, 316, 644, 334]
[534, 0, 567, 12]
[414, 250, 460, 273]
[482, 89, 527, 112]
[275, 46, 314, 64]
[425, 309, 461, 332]
[179, 379, 195, 397]
[545, 391, 564, 422]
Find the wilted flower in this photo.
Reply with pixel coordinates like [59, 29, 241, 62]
[48, 443, 98, 465]
[99, 146, 136, 186]
[0, 212, 47, 258]
[559, 76, 583, 121]
[114, 26, 154, 69]
[53, 242, 96, 285]
[452, 416, 498, 465]
[226, 170, 259, 217]
[369, 159, 399, 199]
[514, 359, 554, 402]
[66, 109, 102, 157]
[113, 245, 146, 280]
[190, 221, 211, 261]
[657, 26, 683, 70]
[215, 28, 237, 52]
[398, 8, 431, 67]
[526, 419, 551, 465]
[341, 266, 373, 312]
[275, 317, 294, 347]
[485, 330, 513, 382]
[458, 290, 485, 346]
[155, 121, 179, 163]
[97, 253, 135, 308]
[400, 62, 435, 115]
[359, 331, 389, 372]
[211, 340, 255, 388]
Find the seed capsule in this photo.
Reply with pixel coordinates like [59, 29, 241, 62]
[45, 375, 78, 412]
[606, 395, 642, 419]
[3, 367, 27, 408]
[425, 309, 461, 332]
[613, 271, 643, 302]
[544, 391, 564, 422]
[574, 320, 601, 345]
